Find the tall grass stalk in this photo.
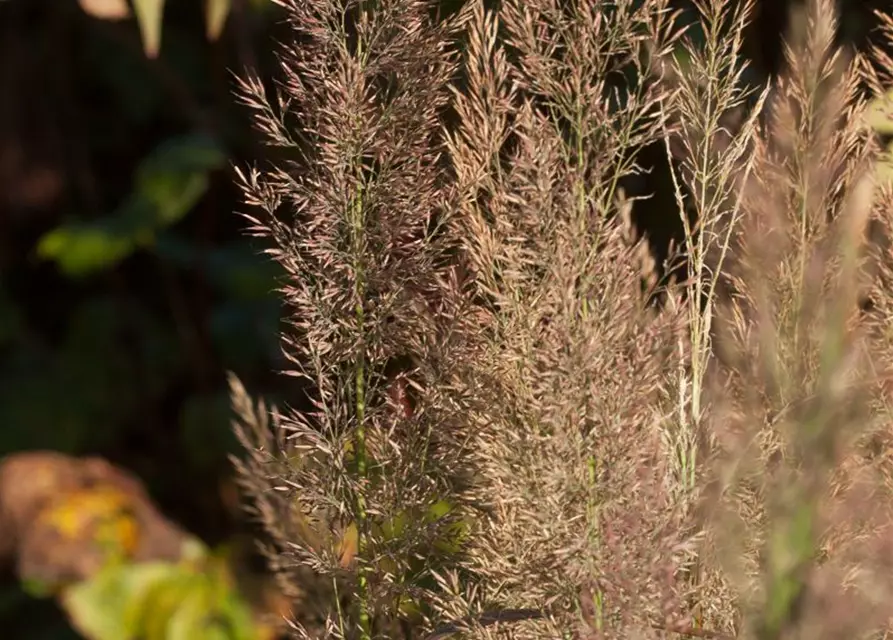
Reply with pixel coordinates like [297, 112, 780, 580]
[438, 0, 700, 636]
[229, 0, 482, 637]
[229, 0, 893, 637]
[698, 1, 893, 637]
[660, 0, 767, 497]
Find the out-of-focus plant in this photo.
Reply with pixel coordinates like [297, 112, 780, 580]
[78, 0, 266, 57]
[37, 133, 226, 277]
[63, 543, 268, 640]
[1, 0, 288, 635]
[0, 452, 279, 640]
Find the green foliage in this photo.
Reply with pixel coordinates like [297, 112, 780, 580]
[3, 0, 288, 636]
[37, 134, 226, 277]
[63, 542, 260, 640]
[19, 0, 893, 637]
[0, 296, 182, 453]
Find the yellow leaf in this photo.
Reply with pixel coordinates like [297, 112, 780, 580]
[132, 0, 166, 58]
[38, 486, 140, 557]
[206, 0, 232, 41]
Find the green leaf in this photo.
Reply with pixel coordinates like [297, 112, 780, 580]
[21, 578, 55, 599]
[167, 576, 256, 640]
[138, 571, 198, 640]
[37, 134, 225, 277]
[181, 537, 211, 564]
[36, 198, 154, 277]
[206, 0, 232, 40]
[142, 172, 209, 225]
[425, 500, 471, 555]
[121, 565, 185, 638]
[133, 0, 166, 58]
[62, 538, 256, 640]
[378, 510, 409, 541]
[137, 134, 224, 224]
[166, 588, 212, 640]
[63, 562, 177, 640]
[425, 499, 454, 522]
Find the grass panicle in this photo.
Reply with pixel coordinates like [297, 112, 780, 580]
[230, 0, 484, 637]
[229, 0, 893, 638]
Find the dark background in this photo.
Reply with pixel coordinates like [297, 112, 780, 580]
[0, 1, 294, 635]
[0, 0, 886, 637]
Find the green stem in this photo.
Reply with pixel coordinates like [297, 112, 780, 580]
[350, 3, 372, 635]
[351, 180, 372, 639]
[759, 490, 816, 639]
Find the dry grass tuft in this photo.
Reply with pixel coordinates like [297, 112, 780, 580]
[229, 0, 893, 638]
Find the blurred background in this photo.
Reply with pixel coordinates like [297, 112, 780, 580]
[0, 1, 295, 636]
[0, 0, 886, 638]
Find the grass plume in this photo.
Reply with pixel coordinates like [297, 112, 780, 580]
[230, 0, 893, 637]
[230, 0, 484, 637]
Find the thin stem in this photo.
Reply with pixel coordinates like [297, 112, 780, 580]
[351, 177, 372, 639]
[349, 3, 372, 634]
